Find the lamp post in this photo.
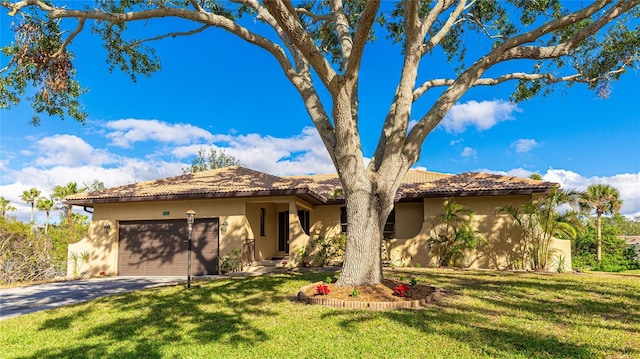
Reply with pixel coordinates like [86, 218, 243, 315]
[186, 208, 196, 288]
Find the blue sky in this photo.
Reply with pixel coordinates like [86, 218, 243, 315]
[1, 4, 639, 224]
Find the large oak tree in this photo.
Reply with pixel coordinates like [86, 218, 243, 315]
[1, 0, 638, 286]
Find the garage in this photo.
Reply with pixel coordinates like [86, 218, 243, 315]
[118, 218, 219, 276]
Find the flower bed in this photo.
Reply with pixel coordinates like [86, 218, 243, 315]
[298, 279, 444, 310]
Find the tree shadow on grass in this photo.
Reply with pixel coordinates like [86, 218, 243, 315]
[18, 272, 312, 359]
[327, 269, 640, 358]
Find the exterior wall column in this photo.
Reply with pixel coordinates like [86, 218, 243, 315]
[288, 200, 310, 258]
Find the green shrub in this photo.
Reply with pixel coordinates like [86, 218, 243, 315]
[307, 234, 346, 266]
[220, 249, 242, 274]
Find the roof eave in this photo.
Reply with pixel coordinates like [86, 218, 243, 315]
[64, 188, 328, 206]
[398, 187, 557, 200]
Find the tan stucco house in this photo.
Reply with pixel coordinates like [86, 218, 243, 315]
[64, 166, 572, 276]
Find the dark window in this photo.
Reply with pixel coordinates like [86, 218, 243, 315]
[260, 208, 266, 236]
[298, 210, 310, 235]
[339, 207, 394, 237]
[340, 207, 348, 234]
[384, 208, 396, 238]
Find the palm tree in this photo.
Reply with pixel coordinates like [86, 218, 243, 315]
[52, 182, 87, 231]
[36, 196, 55, 234]
[498, 188, 579, 271]
[0, 196, 17, 218]
[579, 184, 623, 261]
[20, 188, 42, 223]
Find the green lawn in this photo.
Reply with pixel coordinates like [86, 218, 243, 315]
[2, 269, 639, 359]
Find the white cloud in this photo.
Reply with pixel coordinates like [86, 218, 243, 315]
[105, 119, 214, 148]
[2, 124, 336, 224]
[34, 134, 115, 167]
[511, 139, 539, 153]
[185, 126, 335, 175]
[479, 167, 640, 216]
[441, 100, 521, 134]
[461, 147, 477, 157]
[543, 169, 640, 216]
[449, 139, 464, 146]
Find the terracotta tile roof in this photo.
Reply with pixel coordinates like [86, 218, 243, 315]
[65, 166, 323, 205]
[285, 173, 343, 201]
[64, 166, 558, 206]
[399, 172, 559, 198]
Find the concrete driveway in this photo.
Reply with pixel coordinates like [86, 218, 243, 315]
[0, 276, 194, 320]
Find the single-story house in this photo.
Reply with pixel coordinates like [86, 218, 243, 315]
[621, 236, 640, 260]
[64, 166, 572, 276]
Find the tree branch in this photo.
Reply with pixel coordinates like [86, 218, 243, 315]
[421, 0, 468, 55]
[330, 0, 353, 67]
[231, 0, 337, 160]
[295, 7, 331, 23]
[414, 72, 585, 99]
[498, 0, 640, 62]
[126, 24, 211, 48]
[404, 0, 620, 164]
[264, 0, 338, 93]
[189, 0, 205, 13]
[344, 0, 379, 81]
[51, 18, 85, 58]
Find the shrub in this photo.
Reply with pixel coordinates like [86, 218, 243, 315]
[220, 249, 242, 274]
[307, 234, 346, 266]
[0, 219, 55, 284]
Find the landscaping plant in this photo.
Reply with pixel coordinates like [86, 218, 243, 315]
[427, 201, 481, 267]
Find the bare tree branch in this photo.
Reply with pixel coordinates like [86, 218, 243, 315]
[232, 0, 337, 160]
[330, 0, 353, 66]
[126, 24, 211, 48]
[421, 0, 468, 55]
[344, 0, 379, 81]
[189, 0, 205, 13]
[414, 72, 584, 99]
[264, 0, 338, 93]
[50, 18, 85, 58]
[295, 7, 331, 23]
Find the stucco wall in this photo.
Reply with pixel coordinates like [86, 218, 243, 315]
[309, 204, 342, 240]
[390, 195, 572, 271]
[70, 193, 573, 276]
[247, 202, 277, 261]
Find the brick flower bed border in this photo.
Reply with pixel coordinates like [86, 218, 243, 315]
[297, 281, 445, 310]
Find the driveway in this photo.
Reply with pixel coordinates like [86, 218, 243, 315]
[0, 276, 195, 320]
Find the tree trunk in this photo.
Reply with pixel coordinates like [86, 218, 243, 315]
[596, 212, 602, 262]
[336, 190, 387, 286]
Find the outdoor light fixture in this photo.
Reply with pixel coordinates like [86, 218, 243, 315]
[221, 220, 228, 234]
[103, 221, 111, 234]
[185, 209, 196, 288]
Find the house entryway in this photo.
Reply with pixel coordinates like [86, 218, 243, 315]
[118, 218, 219, 276]
[278, 211, 289, 253]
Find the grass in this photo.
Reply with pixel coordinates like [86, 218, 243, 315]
[2, 269, 639, 359]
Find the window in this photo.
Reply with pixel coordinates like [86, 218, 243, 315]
[340, 207, 348, 234]
[340, 206, 395, 237]
[298, 210, 310, 235]
[260, 208, 266, 236]
[384, 208, 396, 238]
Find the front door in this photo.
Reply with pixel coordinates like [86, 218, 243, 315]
[278, 211, 289, 253]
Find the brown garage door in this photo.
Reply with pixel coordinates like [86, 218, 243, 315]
[118, 219, 219, 276]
